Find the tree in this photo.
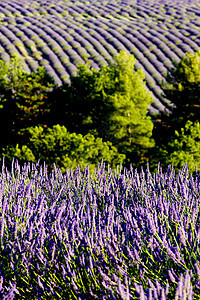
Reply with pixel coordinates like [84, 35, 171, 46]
[14, 66, 55, 124]
[51, 62, 113, 139]
[161, 51, 200, 134]
[166, 120, 200, 173]
[2, 124, 126, 175]
[0, 55, 56, 147]
[0, 54, 25, 106]
[57, 51, 155, 168]
[0, 54, 25, 146]
[148, 51, 200, 173]
[148, 120, 200, 174]
[97, 51, 155, 167]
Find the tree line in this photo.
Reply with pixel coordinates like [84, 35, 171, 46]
[0, 51, 199, 176]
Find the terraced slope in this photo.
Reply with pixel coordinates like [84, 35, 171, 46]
[0, 0, 200, 117]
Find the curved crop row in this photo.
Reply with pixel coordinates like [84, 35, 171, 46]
[0, 0, 200, 116]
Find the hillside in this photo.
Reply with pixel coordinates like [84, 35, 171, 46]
[0, 0, 200, 117]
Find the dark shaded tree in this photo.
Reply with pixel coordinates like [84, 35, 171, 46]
[160, 51, 200, 139]
[148, 51, 200, 173]
[53, 51, 155, 169]
[48, 62, 114, 139]
[0, 55, 56, 147]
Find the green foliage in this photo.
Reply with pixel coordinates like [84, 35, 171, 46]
[161, 51, 200, 130]
[97, 51, 155, 166]
[2, 50, 200, 175]
[4, 144, 35, 162]
[0, 55, 56, 146]
[13, 66, 55, 125]
[149, 51, 200, 173]
[0, 54, 25, 106]
[149, 120, 200, 174]
[2, 124, 126, 175]
[55, 61, 112, 138]
[59, 51, 155, 168]
[167, 120, 200, 173]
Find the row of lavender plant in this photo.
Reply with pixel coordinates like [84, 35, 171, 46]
[0, 0, 200, 116]
[0, 157, 200, 299]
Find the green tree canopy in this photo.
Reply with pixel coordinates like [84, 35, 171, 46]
[2, 124, 126, 175]
[52, 61, 113, 138]
[96, 51, 155, 166]
[0, 54, 25, 106]
[0, 55, 56, 146]
[149, 51, 200, 173]
[161, 51, 200, 131]
[167, 120, 200, 173]
[149, 120, 200, 174]
[0, 52, 153, 173]
[57, 51, 155, 168]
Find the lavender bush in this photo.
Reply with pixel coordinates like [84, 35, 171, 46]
[0, 157, 200, 299]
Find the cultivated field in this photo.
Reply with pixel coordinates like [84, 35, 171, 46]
[0, 2, 200, 298]
[0, 0, 200, 116]
[0, 158, 200, 299]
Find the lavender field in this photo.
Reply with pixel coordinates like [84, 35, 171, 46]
[0, 0, 200, 116]
[0, 158, 200, 299]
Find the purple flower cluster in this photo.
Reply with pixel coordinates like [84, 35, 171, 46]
[0, 158, 200, 299]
